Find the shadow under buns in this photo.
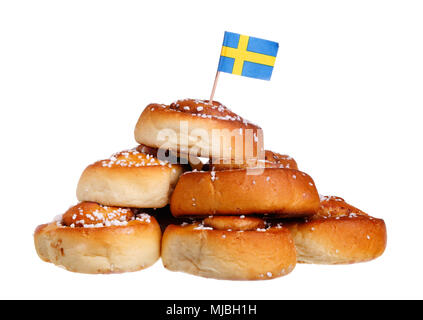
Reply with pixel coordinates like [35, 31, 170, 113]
[147, 206, 195, 233]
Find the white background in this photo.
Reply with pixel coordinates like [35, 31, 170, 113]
[1, 0, 422, 299]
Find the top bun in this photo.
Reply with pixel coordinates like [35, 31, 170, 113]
[134, 99, 263, 161]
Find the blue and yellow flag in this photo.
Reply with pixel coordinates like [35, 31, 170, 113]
[218, 31, 279, 80]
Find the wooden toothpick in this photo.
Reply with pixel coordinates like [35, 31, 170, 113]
[209, 71, 220, 104]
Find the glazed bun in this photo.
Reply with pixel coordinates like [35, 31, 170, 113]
[284, 196, 387, 264]
[34, 202, 161, 274]
[134, 99, 263, 161]
[161, 216, 296, 280]
[207, 150, 298, 171]
[76, 147, 184, 208]
[170, 168, 320, 217]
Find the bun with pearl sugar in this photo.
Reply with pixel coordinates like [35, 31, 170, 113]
[134, 99, 264, 161]
[34, 202, 161, 274]
[34, 93, 387, 279]
[76, 146, 184, 208]
[161, 215, 296, 280]
[283, 196, 387, 264]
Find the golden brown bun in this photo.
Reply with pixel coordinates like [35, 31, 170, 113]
[170, 168, 320, 217]
[206, 150, 298, 171]
[161, 216, 296, 280]
[76, 147, 184, 208]
[34, 202, 161, 274]
[263, 150, 298, 169]
[134, 99, 264, 161]
[62, 201, 134, 227]
[203, 215, 266, 231]
[284, 196, 387, 264]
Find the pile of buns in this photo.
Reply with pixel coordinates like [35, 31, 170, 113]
[34, 99, 387, 280]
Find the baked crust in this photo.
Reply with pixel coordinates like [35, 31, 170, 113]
[161, 216, 296, 280]
[206, 150, 298, 171]
[284, 196, 387, 264]
[34, 203, 161, 274]
[76, 147, 184, 208]
[170, 168, 320, 217]
[134, 99, 264, 160]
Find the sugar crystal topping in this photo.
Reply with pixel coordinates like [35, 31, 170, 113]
[210, 171, 218, 182]
[166, 99, 256, 126]
[193, 224, 213, 230]
[316, 195, 369, 220]
[61, 202, 152, 228]
[99, 148, 172, 168]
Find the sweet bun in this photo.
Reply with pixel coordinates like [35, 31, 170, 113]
[206, 150, 298, 171]
[202, 215, 265, 231]
[263, 150, 298, 169]
[134, 99, 263, 161]
[34, 202, 161, 274]
[76, 147, 184, 208]
[161, 216, 296, 280]
[284, 196, 387, 264]
[170, 168, 320, 217]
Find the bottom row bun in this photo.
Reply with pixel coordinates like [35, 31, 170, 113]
[284, 196, 387, 265]
[33, 203, 296, 279]
[34, 197, 386, 279]
[34, 202, 161, 274]
[161, 216, 297, 280]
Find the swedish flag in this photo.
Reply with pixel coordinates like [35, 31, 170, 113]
[218, 31, 279, 80]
